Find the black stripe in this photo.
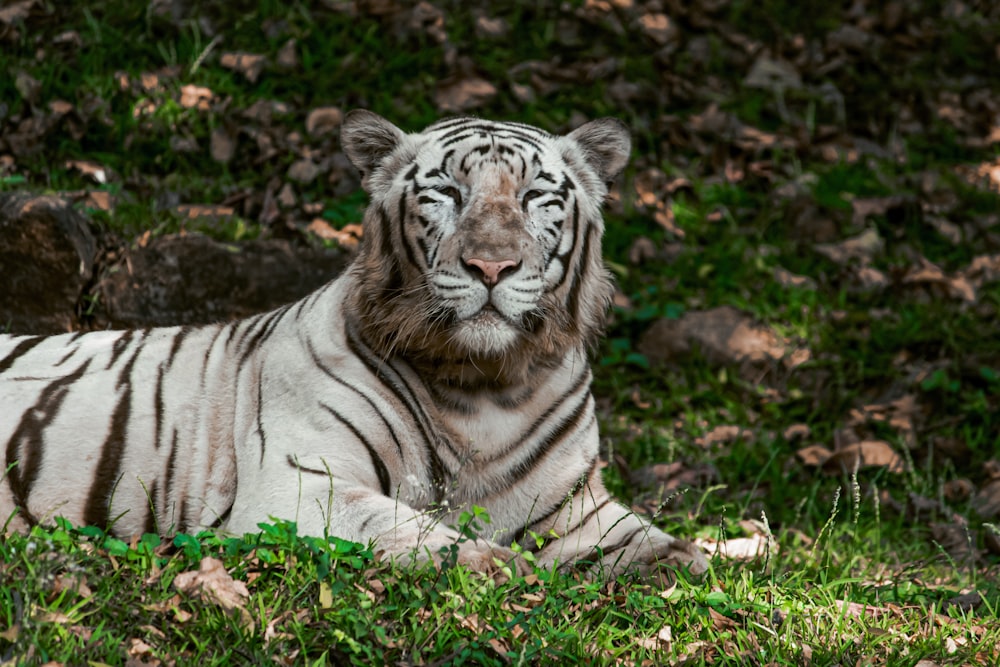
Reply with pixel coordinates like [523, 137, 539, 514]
[256, 374, 268, 465]
[0, 336, 44, 373]
[286, 454, 332, 477]
[512, 458, 599, 551]
[143, 480, 159, 535]
[397, 190, 421, 271]
[167, 326, 193, 365]
[319, 403, 391, 496]
[551, 201, 582, 292]
[153, 365, 165, 451]
[377, 207, 405, 294]
[164, 429, 180, 531]
[567, 224, 597, 322]
[4, 357, 93, 526]
[484, 369, 591, 463]
[500, 396, 592, 491]
[84, 333, 145, 528]
[105, 330, 135, 370]
[54, 346, 78, 367]
[209, 501, 233, 529]
[305, 338, 405, 458]
[345, 323, 450, 494]
[237, 307, 286, 369]
[575, 525, 645, 568]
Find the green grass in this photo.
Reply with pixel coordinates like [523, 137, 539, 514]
[2, 0, 1000, 664]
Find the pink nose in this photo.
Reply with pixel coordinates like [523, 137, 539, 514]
[464, 257, 519, 286]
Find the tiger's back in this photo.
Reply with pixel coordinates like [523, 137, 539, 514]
[1, 324, 236, 534]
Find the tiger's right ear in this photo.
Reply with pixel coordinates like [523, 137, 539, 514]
[341, 110, 406, 192]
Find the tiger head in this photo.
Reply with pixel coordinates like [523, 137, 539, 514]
[341, 111, 630, 387]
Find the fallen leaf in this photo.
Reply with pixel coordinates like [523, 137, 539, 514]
[743, 54, 802, 91]
[276, 38, 298, 68]
[814, 228, 883, 265]
[287, 159, 320, 184]
[638, 13, 678, 46]
[210, 127, 236, 163]
[179, 84, 213, 110]
[65, 160, 109, 184]
[307, 219, 363, 250]
[972, 479, 1000, 518]
[822, 440, 906, 474]
[834, 600, 888, 619]
[173, 558, 251, 628]
[175, 204, 235, 219]
[695, 425, 753, 448]
[434, 76, 497, 113]
[475, 16, 509, 39]
[783, 424, 811, 441]
[220, 52, 266, 83]
[773, 266, 817, 290]
[0, 0, 35, 24]
[305, 106, 344, 137]
[795, 444, 833, 466]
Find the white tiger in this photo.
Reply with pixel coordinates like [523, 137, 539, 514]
[0, 111, 708, 580]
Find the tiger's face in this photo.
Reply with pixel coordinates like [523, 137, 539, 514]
[342, 112, 630, 385]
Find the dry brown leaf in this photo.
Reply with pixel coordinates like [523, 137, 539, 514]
[743, 54, 802, 91]
[305, 106, 344, 137]
[48, 99, 74, 116]
[814, 228, 883, 265]
[287, 159, 320, 184]
[175, 204, 234, 219]
[276, 38, 298, 69]
[65, 160, 108, 184]
[220, 52, 266, 83]
[210, 127, 236, 163]
[52, 574, 92, 599]
[179, 84, 213, 110]
[783, 423, 811, 441]
[627, 236, 656, 265]
[696, 424, 752, 448]
[795, 444, 833, 466]
[307, 219, 363, 250]
[772, 266, 817, 290]
[902, 257, 977, 302]
[855, 265, 889, 290]
[475, 16, 509, 39]
[942, 478, 974, 502]
[822, 440, 906, 474]
[173, 557, 250, 614]
[434, 76, 497, 113]
[972, 479, 1000, 518]
[0, 0, 35, 24]
[638, 13, 678, 46]
[834, 599, 888, 619]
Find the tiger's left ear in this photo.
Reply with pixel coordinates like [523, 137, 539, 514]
[566, 118, 632, 182]
[341, 110, 407, 191]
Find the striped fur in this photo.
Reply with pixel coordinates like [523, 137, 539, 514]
[1, 111, 707, 579]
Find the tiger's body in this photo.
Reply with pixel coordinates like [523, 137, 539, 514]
[1, 111, 707, 579]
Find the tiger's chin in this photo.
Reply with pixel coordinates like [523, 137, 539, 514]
[452, 309, 522, 357]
